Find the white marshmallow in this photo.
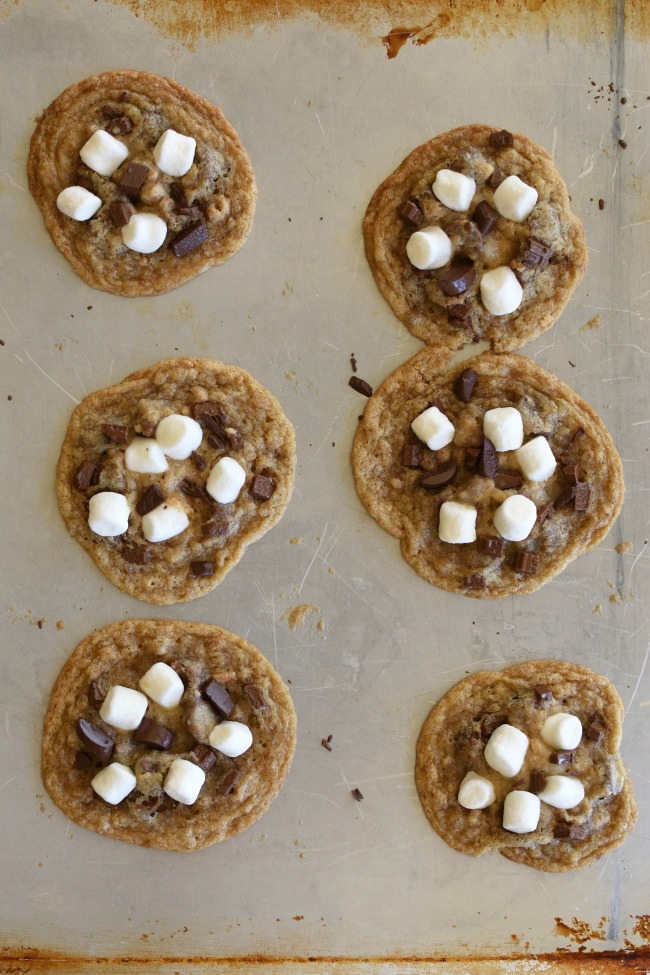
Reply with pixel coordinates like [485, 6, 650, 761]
[124, 437, 169, 474]
[206, 457, 246, 504]
[88, 492, 130, 537]
[406, 226, 452, 270]
[139, 662, 185, 708]
[56, 186, 102, 221]
[99, 685, 148, 731]
[432, 169, 476, 212]
[493, 494, 537, 541]
[155, 414, 203, 460]
[141, 503, 189, 543]
[457, 771, 496, 810]
[438, 501, 477, 544]
[484, 724, 529, 778]
[516, 436, 557, 482]
[411, 406, 455, 451]
[153, 129, 196, 178]
[163, 758, 205, 805]
[539, 775, 585, 810]
[483, 407, 524, 452]
[209, 720, 253, 758]
[91, 763, 137, 805]
[480, 266, 523, 316]
[79, 129, 129, 177]
[541, 712, 583, 750]
[121, 213, 167, 254]
[493, 174, 539, 222]
[502, 791, 541, 834]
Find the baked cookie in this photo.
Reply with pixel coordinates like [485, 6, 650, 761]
[351, 348, 623, 597]
[27, 70, 256, 296]
[56, 357, 295, 604]
[42, 619, 297, 851]
[363, 124, 587, 351]
[415, 661, 636, 872]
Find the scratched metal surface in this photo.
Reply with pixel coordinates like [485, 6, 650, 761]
[0, 0, 648, 966]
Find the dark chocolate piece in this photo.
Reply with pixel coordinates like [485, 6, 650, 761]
[487, 167, 504, 189]
[478, 437, 497, 479]
[477, 534, 506, 557]
[201, 519, 229, 538]
[350, 353, 358, 373]
[473, 200, 498, 236]
[202, 679, 235, 718]
[489, 129, 514, 147]
[191, 743, 217, 772]
[321, 734, 333, 751]
[481, 714, 507, 739]
[178, 206, 202, 221]
[454, 367, 477, 403]
[191, 451, 207, 472]
[520, 237, 553, 268]
[102, 105, 123, 119]
[244, 683, 268, 709]
[192, 401, 227, 424]
[208, 433, 226, 451]
[349, 376, 373, 397]
[135, 484, 164, 516]
[76, 718, 114, 763]
[179, 477, 208, 500]
[464, 445, 482, 470]
[172, 222, 208, 258]
[74, 460, 97, 491]
[514, 551, 540, 574]
[465, 573, 486, 590]
[74, 750, 94, 771]
[553, 823, 589, 840]
[101, 423, 129, 444]
[250, 474, 275, 500]
[494, 471, 523, 490]
[225, 427, 244, 451]
[419, 461, 457, 490]
[217, 769, 240, 796]
[87, 679, 107, 709]
[119, 162, 148, 197]
[550, 750, 576, 766]
[401, 444, 423, 468]
[121, 544, 152, 565]
[109, 200, 132, 228]
[598, 199, 605, 211]
[435, 262, 476, 297]
[563, 463, 580, 485]
[572, 426, 585, 443]
[118, 91, 129, 103]
[529, 770, 547, 794]
[134, 717, 175, 750]
[574, 482, 590, 511]
[190, 561, 214, 578]
[556, 485, 576, 507]
[169, 182, 189, 208]
[351, 788, 364, 801]
[586, 718, 606, 742]
[447, 302, 472, 323]
[533, 684, 553, 703]
[397, 200, 424, 227]
[108, 116, 132, 136]
[537, 501, 554, 524]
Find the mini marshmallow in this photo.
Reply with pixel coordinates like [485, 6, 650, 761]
[155, 414, 203, 460]
[141, 503, 189, 543]
[153, 129, 196, 178]
[163, 758, 206, 805]
[539, 775, 585, 810]
[411, 406, 455, 451]
[541, 712, 583, 750]
[79, 129, 129, 177]
[121, 213, 168, 254]
[457, 771, 496, 810]
[502, 791, 541, 834]
[480, 266, 523, 316]
[516, 436, 557, 482]
[206, 457, 246, 504]
[438, 501, 478, 544]
[99, 685, 148, 731]
[493, 494, 537, 542]
[493, 174, 539, 222]
[88, 491, 130, 537]
[124, 437, 169, 474]
[139, 662, 185, 708]
[432, 169, 476, 212]
[209, 720, 253, 758]
[91, 762, 137, 805]
[56, 186, 102, 221]
[406, 226, 452, 270]
[483, 407, 524, 452]
[484, 724, 529, 778]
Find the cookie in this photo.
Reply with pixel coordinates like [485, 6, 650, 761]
[363, 124, 587, 351]
[42, 619, 297, 851]
[56, 357, 295, 604]
[27, 70, 256, 296]
[351, 348, 623, 597]
[415, 661, 636, 872]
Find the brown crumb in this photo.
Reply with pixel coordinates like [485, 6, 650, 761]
[289, 536, 304, 545]
[351, 787, 364, 801]
[615, 542, 632, 553]
[580, 315, 601, 332]
[609, 593, 621, 604]
[592, 604, 603, 615]
[283, 604, 321, 630]
[37, 619, 44, 629]
[56, 620, 65, 630]
[598, 199, 605, 210]
[618, 139, 627, 148]
[321, 735, 333, 751]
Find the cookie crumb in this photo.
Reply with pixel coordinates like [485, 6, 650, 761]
[351, 788, 364, 801]
[283, 604, 321, 630]
[580, 315, 601, 332]
[593, 604, 603, 615]
[615, 542, 632, 554]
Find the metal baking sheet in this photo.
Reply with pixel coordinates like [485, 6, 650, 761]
[0, 1, 648, 970]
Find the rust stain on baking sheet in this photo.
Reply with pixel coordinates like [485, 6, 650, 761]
[554, 916, 608, 945]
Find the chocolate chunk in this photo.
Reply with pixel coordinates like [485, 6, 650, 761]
[464, 445, 482, 470]
[244, 683, 268, 710]
[350, 353, 358, 373]
[529, 770, 547, 794]
[191, 743, 217, 772]
[101, 423, 129, 444]
[477, 534, 506, 557]
[169, 182, 189, 208]
[134, 717, 175, 750]
[514, 551, 540, 574]
[533, 684, 553, 703]
[563, 463, 580, 485]
[202, 679, 235, 718]
[401, 444, 423, 468]
[179, 477, 207, 500]
[574, 482, 590, 511]
[473, 200, 498, 236]
[556, 485, 576, 507]
[172, 222, 209, 258]
[135, 484, 164, 516]
[487, 167, 504, 189]
[618, 139, 627, 149]
[118, 91, 129, 103]
[586, 718, 606, 742]
[553, 823, 589, 840]
[537, 501, 554, 524]
[520, 237, 553, 269]
[435, 262, 476, 297]
[208, 432, 227, 451]
[109, 200, 133, 228]
[74, 460, 97, 491]
[190, 561, 214, 578]
[598, 199, 605, 211]
[478, 437, 497, 479]
[481, 714, 507, 739]
[572, 426, 585, 443]
[191, 451, 207, 472]
[465, 573, 486, 590]
[121, 544, 152, 565]
[454, 367, 477, 403]
[550, 750, 576, 765]
[397, 199, 424, 227]
[102, 105, 123, 119]
[490, 129, 514, 147]
[420, 461, 457, 490]
[202, 519, 229, 538]
[119, 162, 148, 197]
[76, 718, 114, 763]
[447, 302, 472, 323]
[178, 206, 202, 221]
[249, 474, 275, 501]
[321, 737, 333, 751]
[87, 678, 107, 708]
[217, 769, 240, 796]
[349, 376, 373, 397]
[107, 116, 132, 136]
[192, 401, 227, 424]
[351, 787, 364, 801]
[74, 750, 95, 771]
[494, 471, 523, 490]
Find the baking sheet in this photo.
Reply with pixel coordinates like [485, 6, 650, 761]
[0, 0, 648, 969]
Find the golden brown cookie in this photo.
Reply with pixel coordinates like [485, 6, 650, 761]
[56, 357, 295, 604]
[28, 70, 256, 296]
[42, 619, 297, 851]
[364, 124, 587, 351]
[415, 661, 636, 872]
[351, 348, 624, 597]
